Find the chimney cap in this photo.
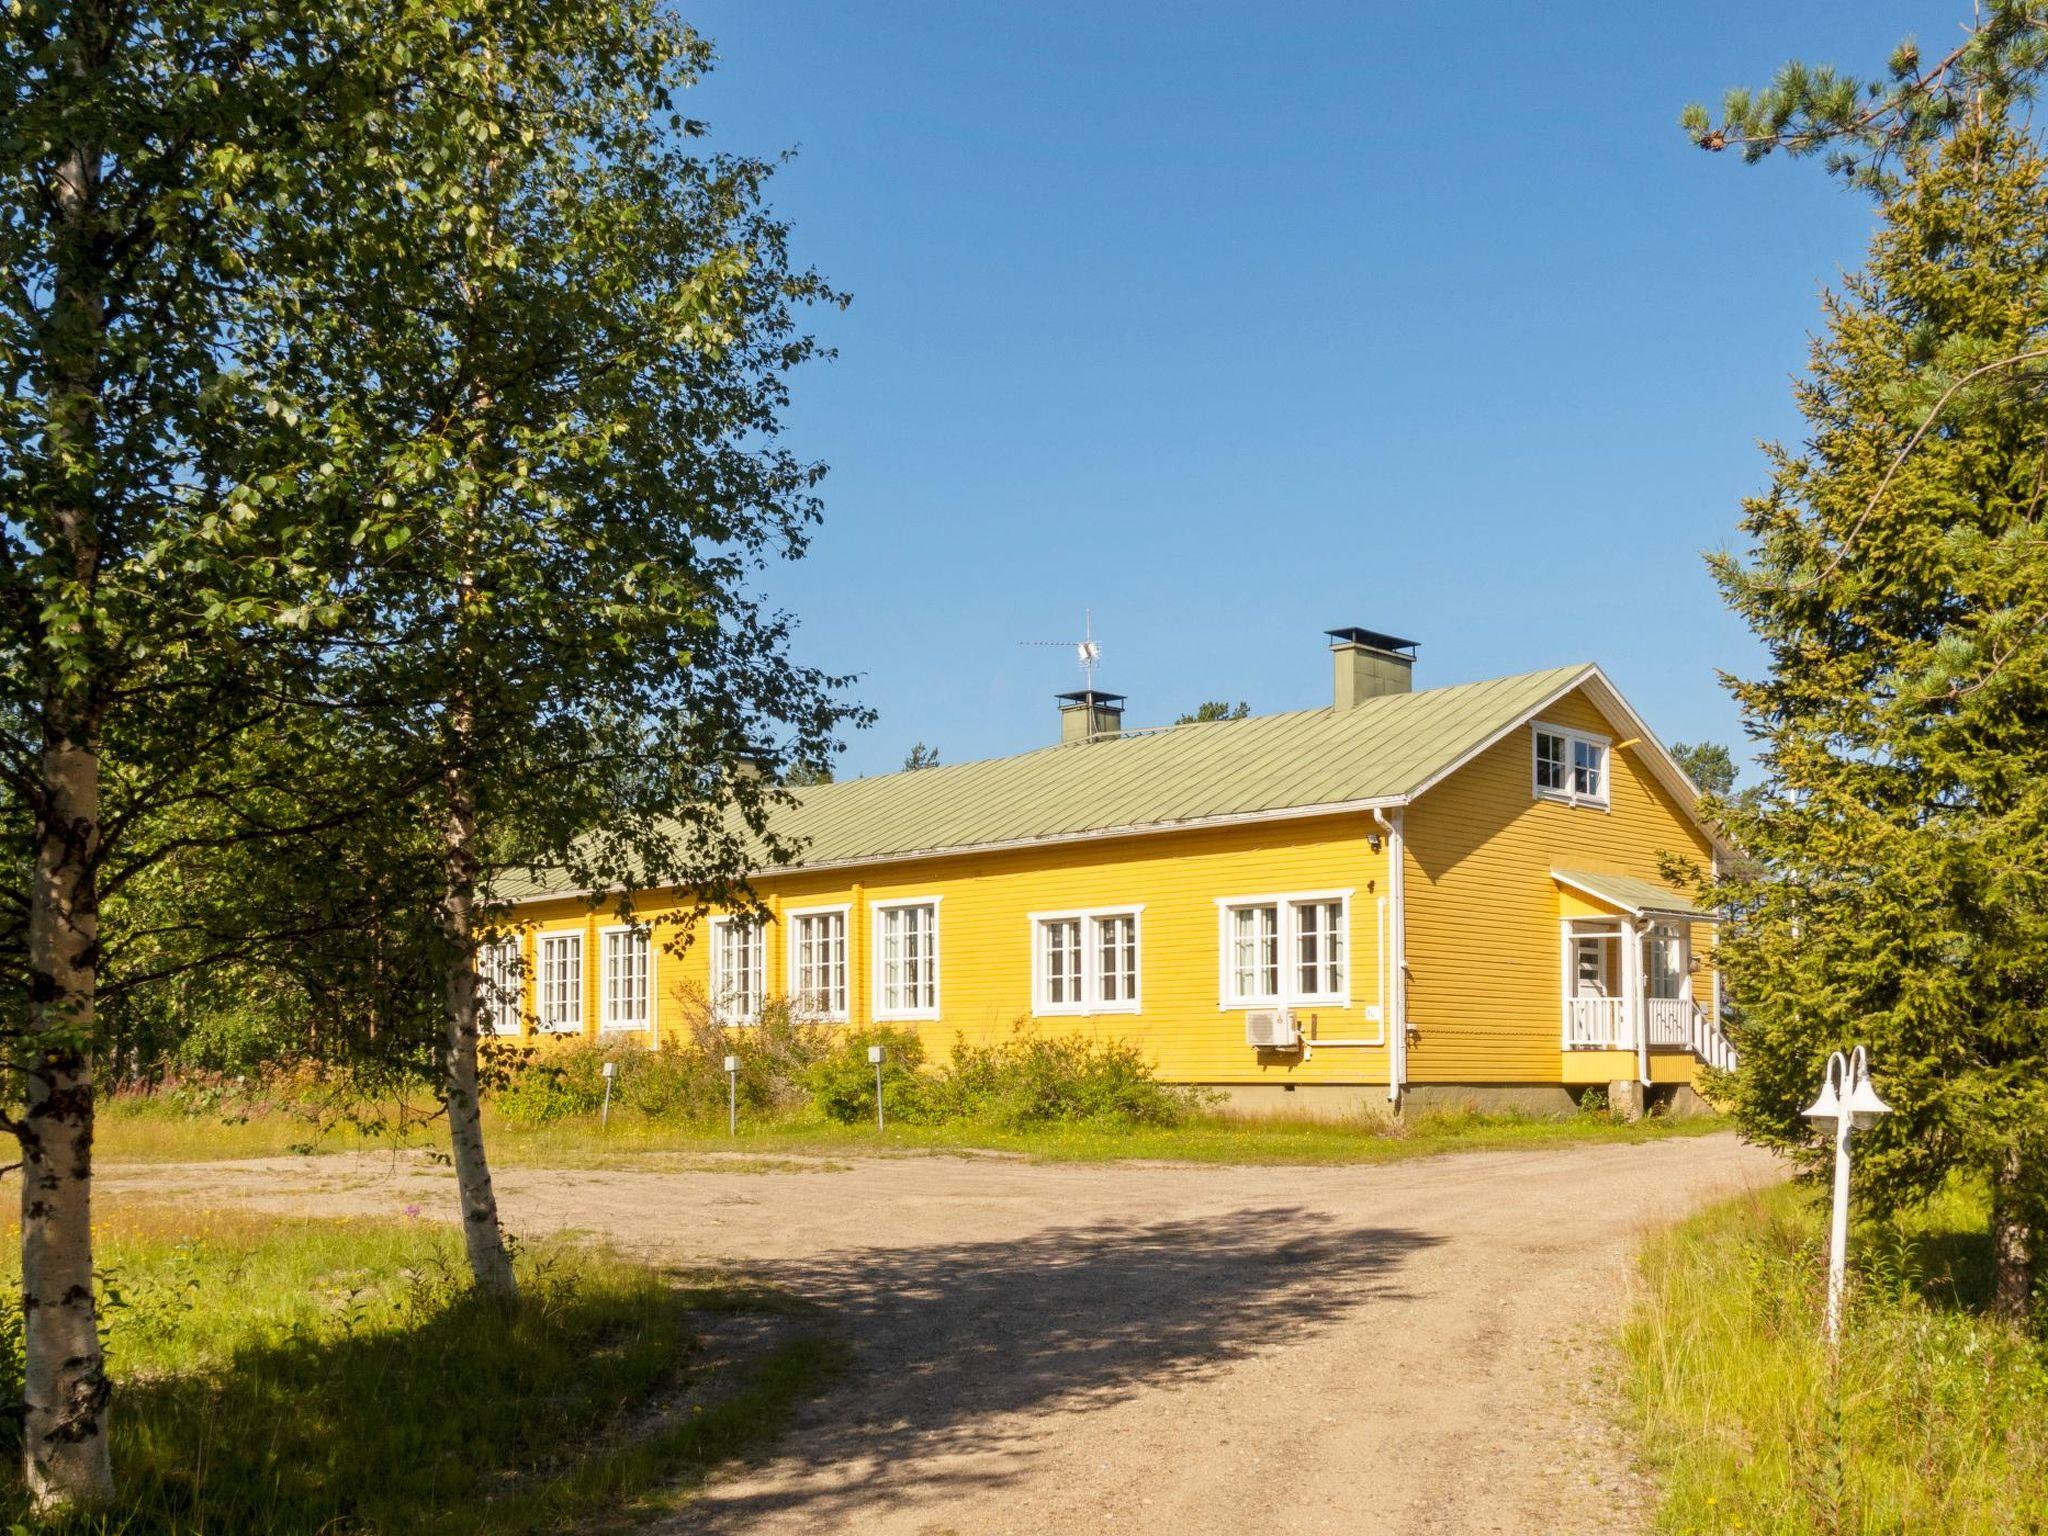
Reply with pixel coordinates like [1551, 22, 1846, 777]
[1325, 627, 1418, 657]
[1055, 689, 1128, 708]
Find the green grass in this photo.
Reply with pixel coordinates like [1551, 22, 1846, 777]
[96, 1095, 1731, 1169]
[1622, 1181, 2048, 1535]
[0, 1203, 841, 1535]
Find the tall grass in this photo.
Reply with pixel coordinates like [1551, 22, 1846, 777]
[1623, 1181, 2048, 1535]
[96, 1090, 1730, 1168]
[0, 1204, 838, 1534]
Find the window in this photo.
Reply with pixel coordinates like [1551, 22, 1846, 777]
[1097, 912, 1138, 1006]
[710, 916, 765, 1024]
[1031, 908, 1143, 1015]
[1645, 923, 1687, 1001]
[1293, 899, 1345, 999]
[1218, 892, 1352, 1007]
[537, 932, 583, 1033]
[478, 937, 522, 1036]
[601, 927, 651, 1031]
[1535, 729, 1567, 793]
[1532, 722, 1610, 808]
[1227, 903, 1281, 1004]
[789, 907, 849, 1020]
[874, 900, 939, 1019]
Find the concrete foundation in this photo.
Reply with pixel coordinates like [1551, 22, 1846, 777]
[1651, 1083, 1713, 1118]
[1205, 1083, 1396, 1121]
[1398, 1083, 1580, 1118]
[1202, 1082, 1583, 1122]
[1607, 1079, 1647, 1122]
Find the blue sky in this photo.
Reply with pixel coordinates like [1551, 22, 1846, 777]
[684, 1, 1950, 780]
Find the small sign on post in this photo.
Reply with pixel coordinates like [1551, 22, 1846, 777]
[725, 1053, 740, 1137]
[869, 1043, 886, 1131]
[600, 1059, 618, 1129]
[1801, 1044, 1892, 1346]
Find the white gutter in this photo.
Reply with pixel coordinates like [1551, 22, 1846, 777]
[497, 793, 1412, 907]
[1373, 807, 1407, 1106]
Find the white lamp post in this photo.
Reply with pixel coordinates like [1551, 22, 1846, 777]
[600, 1058, 618, 1129]
[1801, 1044, 1892, 1345]
[869, 1043, 886, 1131]
[725, 1054, 740, 1136]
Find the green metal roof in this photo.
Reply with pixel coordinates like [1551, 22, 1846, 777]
[1552, 868, 1716, 920]
[506, 664, 1597, 900]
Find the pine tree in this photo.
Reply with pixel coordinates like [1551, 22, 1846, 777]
[1702, 120, 2048, 1322]
[1175, 700, 1251, 724]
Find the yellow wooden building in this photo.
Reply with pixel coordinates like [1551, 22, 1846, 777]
[493, 629, 1732, 1115]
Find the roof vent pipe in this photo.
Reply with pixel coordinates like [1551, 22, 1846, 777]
[1057, 689, 1126, 744]
[1327, 628, 1418, 709]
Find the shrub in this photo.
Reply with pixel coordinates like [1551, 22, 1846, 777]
[803, 1027, 928, 1124]
[489, 991, 838, 1125]
[925, 1028, 1200, 1128]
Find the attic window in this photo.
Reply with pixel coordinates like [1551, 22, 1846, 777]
[1533, 723, 1609, 809]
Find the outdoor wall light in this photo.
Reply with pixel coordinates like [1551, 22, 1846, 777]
[1801, 1044, 1893, 1344]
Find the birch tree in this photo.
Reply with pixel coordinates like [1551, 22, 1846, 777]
[265, 5, 860, 1295]
[0, 0, 581, 1503]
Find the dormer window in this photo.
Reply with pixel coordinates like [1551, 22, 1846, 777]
[1533, 722, 1609, 809]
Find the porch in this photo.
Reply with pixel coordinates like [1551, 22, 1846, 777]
[1554, 868, 1735, 1072]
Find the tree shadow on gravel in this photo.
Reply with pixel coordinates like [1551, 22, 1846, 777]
[681, 1206, 1439, 1531]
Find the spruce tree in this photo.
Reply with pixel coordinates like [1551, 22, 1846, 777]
[1700, 120, 2048, 1321]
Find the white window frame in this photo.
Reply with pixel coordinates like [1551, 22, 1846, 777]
[871, 897, 941, 1022]
[1215, 890, 1353, 1010]
[478, 935, 523, 1036]
[786, 903, 851, 1022]
[1531, 721, 1611, 809]
[1029, 905, 1144, 1017]
[536, 931, 584, 1034]
[708, 914, 766, 1026]
[599, 924, 653, 1032]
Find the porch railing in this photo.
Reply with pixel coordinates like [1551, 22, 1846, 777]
[1563, 996, 1627, 1048]
[1645, 997, 1693, 1047]
[1562, 995, 1739, 1070]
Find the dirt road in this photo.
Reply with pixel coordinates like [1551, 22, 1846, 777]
[106, 1134, 1777, 1535]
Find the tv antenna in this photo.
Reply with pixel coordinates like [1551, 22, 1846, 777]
[1022, 609, 1103, 692]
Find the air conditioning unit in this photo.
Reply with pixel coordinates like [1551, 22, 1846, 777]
[1245, 1008, 1298, 1049]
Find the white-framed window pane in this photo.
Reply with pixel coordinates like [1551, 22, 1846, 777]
[1535, 729, 1567, 792]
[713, 919, 763, 1023]
[1230, 904, 1279, 1002]
[1646, 924, 1684, 1000]
[479, 937, 522, 1035]
[879, 903, 937, 1014]
[602, 928, 650, 1030]
[1096, 913, 1137, 1005]
[1573, 738, 1604, 799]
[1041, 918, 1082, 1005]
[793, 912, 847, 1017]
[538, 933, 583, 1032]
[1293, 900, 1344, 997]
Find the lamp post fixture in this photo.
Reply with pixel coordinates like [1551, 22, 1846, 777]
[1801, 1044, 1892, 1345]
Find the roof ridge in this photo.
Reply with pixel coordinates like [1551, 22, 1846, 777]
[802, 663, 1593, 792]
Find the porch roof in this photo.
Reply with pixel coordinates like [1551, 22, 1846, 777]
[1552, 868, 1717, 922]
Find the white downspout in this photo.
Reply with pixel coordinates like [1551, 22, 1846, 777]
[1373, 807, 1406, 1106]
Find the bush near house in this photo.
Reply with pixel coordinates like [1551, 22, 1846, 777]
[490, 1002, 1209, 1132]
[1624, 1181, 2048, 1535]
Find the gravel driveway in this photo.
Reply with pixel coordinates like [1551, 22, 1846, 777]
[105, 1134, 1777, 1535]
